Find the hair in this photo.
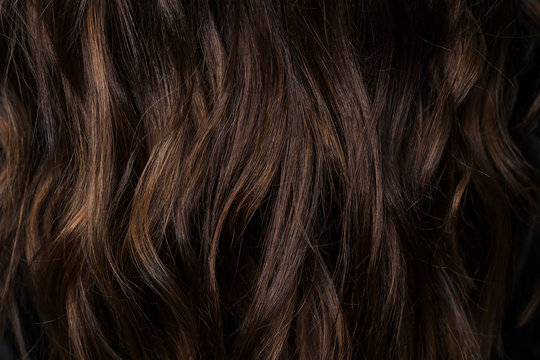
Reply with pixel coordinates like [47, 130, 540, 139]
[0, 0, 539, 359]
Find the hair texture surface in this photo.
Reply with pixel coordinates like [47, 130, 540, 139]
[0, 0, 539, 359]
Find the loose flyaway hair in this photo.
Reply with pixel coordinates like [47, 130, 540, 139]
[1, 0, 539, 359]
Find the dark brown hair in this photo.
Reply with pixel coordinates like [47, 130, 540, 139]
[1, 0, 539, 359]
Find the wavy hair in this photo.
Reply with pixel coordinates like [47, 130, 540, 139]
[1, 0, 539, 359]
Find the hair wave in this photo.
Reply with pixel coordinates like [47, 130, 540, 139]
[1, 0, 539, 359]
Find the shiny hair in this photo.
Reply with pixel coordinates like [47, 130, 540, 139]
[1, 0, 539, 359]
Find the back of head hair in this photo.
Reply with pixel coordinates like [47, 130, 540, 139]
[0, 0, 539, 359]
